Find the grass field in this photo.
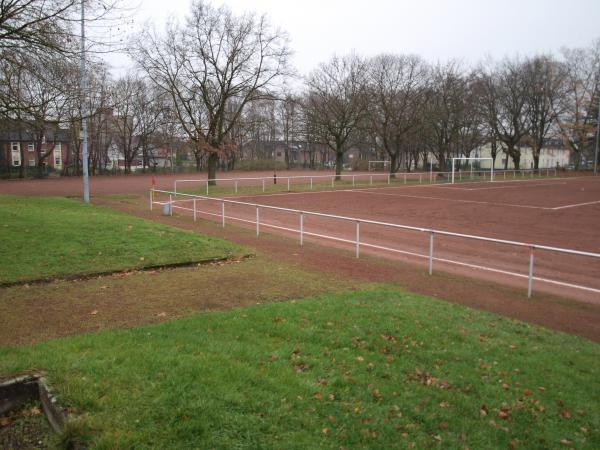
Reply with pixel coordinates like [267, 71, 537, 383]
[1, 287, 598, 449]
[0, 195, 246, 284]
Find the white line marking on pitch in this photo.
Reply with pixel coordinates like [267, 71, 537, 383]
[552, 200, 600, 210]
[444, 182, 567, 191]
[347, 189, 552, 210]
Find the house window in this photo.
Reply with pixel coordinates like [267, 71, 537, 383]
[29, 159, 35, 167]
[53, 143, 62, 168]
[11, 142, 21, 166]
[28, 143, 34, 152]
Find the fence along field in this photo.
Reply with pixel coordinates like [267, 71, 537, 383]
[152, 174, 600, 300]
[172, 168, 559, 196]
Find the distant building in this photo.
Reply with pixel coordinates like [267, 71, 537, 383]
[0, 121, 70, 173]
[474, 139, 570, 169]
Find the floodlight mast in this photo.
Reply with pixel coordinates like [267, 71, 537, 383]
[80, 0, 90, 203]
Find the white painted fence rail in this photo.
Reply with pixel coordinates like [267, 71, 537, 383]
[150, 188, 599, 299]
[173, 168, 559, 196]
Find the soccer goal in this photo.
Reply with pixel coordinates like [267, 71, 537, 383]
[451, 157, 494, 184]
[368, 160, 390, 172]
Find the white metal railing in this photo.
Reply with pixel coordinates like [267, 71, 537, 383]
[150, 187, 599, 299]
[173, 168, 559, 196]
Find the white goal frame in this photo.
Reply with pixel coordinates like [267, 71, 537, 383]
[368, 160, 390, 172]
[451, 157, 494, 184]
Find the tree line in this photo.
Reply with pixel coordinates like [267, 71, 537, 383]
[1, 0, 599, 179]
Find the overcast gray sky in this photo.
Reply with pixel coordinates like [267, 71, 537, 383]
[109, 0, 600, 75]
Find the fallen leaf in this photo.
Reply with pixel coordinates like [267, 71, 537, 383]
[524, 389, 533, 396]
[560, 409, 571, 419]
[498, 410, 511, 420]
[538, 386, 545, 391]
[328, 393, 335, 401]
[560, 438, 572, 445]
[269, 354, 279, 362]
[313, 392, 322, 400]
[322, 427, 329, 434]
[502, 383, 510, 390]
[90, 310, 98, 315]
[480, 405, 489, 417]
[156, 312, 167, 317]
[139, 256, 145, 261]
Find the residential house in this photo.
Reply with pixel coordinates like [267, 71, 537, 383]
[0, 120, 70, 174]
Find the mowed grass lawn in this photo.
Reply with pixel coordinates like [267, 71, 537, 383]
[0, 195, 246, 284]
[1, 288, 598, 449]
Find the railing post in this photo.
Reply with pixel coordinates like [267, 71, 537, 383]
[353, 175, 355, 187]
[221, 200, 225, 227]
[331, 177, 334, 188]
[419, 174, 422, 184]
[287, 177, 290, 192]
[355, 221, 360, 258]
[528, 246, 535, 298]
[193, 199, 197, 222]
[404, 173, 406, 184]
[256, 206, 260, 236]
[235, 180, 238, 194]
[429, 232, 434, 275]
[149, 189, 153, 211]
[262, 179, 265, 192]
[370, 175, 373, 186]
[310, 177, 313, 190]
[388, 173, 391, 185]
[169, 194, 173, 216]
[206, 181, 209, 195]
[300, 212, 304, 246]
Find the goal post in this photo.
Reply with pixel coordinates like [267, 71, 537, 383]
[451, 157, 494, 184]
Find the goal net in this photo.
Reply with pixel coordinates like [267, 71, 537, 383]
[368, 160, 390, 172]
[451, 157, 494, 183]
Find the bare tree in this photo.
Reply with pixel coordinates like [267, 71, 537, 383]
[305, 54, 368, 179]
[422, 61, 468, 172]
[523, 55, 566, 169]
[491, 58, 531, 169]
[277, 92, 300, 169]
[132, 0, 291, 183]
[556, 42, 600, 169]
[367, 53, 428, 175]
[110, 74, 164, 173]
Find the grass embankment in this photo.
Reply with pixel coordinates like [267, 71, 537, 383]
[1, 287, 598, 449]
[0, 195, 246, 284]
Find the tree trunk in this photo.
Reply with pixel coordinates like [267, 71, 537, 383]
[532, 151, 540, 170]
[207, 152, 218, 185]
[335, 151, 343, 180]
[510, 148, 521, 170]
[389, 152, 398, 178]
[195, 154, 202, 171]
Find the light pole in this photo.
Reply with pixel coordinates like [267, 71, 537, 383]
[80, 0, 90, 203]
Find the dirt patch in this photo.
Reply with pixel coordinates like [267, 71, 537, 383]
[0, 402, 53, 450]
[0, 258, 362, 347]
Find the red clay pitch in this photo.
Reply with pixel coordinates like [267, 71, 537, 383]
[162, 176, 600, 302]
